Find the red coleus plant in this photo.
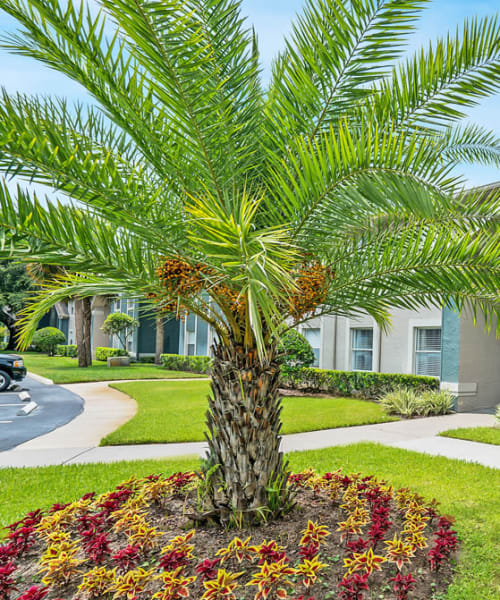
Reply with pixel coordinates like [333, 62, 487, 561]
[15, 585, 49, 600]
[0, 561, 18, 599]
[389, 573, 417, 600]
[196, 559, 220, 582]
[0, 544, 16, 565]
[112, 545, 141, 573]
[83, 533, 112, 564]
[428, 526, 458, 571]
[337, 573, 369, 600]
[158, 549, 192, 571]
[8, 526, 36, 556]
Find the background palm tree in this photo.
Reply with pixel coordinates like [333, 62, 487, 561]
[0, 0, 499, 521]
[26, 264, 93, 368]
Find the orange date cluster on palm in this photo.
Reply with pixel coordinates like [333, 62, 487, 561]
[288, 262, 334, 321]
[152, 257, 332, 321]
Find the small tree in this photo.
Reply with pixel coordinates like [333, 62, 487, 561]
[277, 330, 315, 376]
[101, 312, 139, 351]
[32, 327, 66, 356]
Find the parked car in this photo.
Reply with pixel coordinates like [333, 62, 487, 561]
[0, 354, 27, 391]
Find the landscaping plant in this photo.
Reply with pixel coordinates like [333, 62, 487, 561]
[31, 328, 66, 357]
[380, 388, 454, 418]
[101, 313, 139, 353]
[0, 0, 500, 522]
[0, 468, 460, 599]
[277, 330, 316, 376]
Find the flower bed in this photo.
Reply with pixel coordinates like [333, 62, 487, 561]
[0, 469, 458, 600]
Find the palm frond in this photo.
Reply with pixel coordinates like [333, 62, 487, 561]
[371, 15, 500, 128]
[264, 0, 427, 151]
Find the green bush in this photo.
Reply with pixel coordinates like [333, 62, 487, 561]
[281, 368, 438, 400]
[56, 344, 78, 357]
[160, 353, 212, 374]
[32, 327, 66, 356]
[380, 387, 454, 417]
[277, 329, 316, 375]
[95, 347, 129, 361]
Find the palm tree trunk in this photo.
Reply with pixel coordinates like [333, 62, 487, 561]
[75, 298, 92, 368]
[204, 338, 288, 523]
[155, 316, 164, 365]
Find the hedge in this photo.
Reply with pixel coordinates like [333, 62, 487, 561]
[281, 368, 439, 400]
[160, 353, 212, 374]
[95, 347, 129, 361]
[56, 344, 78, 358]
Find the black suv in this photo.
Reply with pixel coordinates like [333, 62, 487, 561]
[0, 354, 27, 391]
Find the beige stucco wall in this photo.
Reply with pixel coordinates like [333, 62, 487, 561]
[456, 311, 500, 411]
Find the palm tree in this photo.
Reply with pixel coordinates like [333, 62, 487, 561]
[0, 0, 499, 521]
[26, 263, 93, 368]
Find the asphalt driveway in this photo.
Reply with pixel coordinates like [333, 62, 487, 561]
[0, 376, 83, 451]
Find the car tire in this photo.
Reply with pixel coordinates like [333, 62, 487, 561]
[0, 370, 11, 392]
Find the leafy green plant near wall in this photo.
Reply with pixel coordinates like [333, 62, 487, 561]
[380, 388, 454, 417]
[56, 344, 78, 357]
[32, 327, 66, 356]
[281, 368, 439, 400]
[95, 346, 129, 361]
[160, 353, 212, 374]
[277, 329, 316, 376]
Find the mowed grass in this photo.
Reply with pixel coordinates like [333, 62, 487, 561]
[100, 380, 396, 445]
[18, 352, 205, 384]
[0, 444, 498, 599]
[440, 426, 500, 446]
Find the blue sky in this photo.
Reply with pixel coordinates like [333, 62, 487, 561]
[0, 0, 498, 188]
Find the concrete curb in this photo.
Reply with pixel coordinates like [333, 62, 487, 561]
[27, 371, 54, 385]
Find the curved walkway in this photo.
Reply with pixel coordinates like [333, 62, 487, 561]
[0, 379, 497, 469]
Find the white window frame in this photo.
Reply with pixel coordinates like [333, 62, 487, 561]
[413, 327, 442, 377]
[184, 313, 198, 356]
[344, 318, 380, 372]
[407, 318, 442, 375]
[300, 324, 322, 368]
[350, 327, 374, 372]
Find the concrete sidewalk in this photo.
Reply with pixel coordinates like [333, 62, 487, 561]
[0, 378, 497, 468]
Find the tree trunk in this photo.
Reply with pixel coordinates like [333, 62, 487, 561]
[155, 316, 164, 365]
[75, 298, 92, 368]
[204, 338, 289, 524]
[5, 321, 19, 351]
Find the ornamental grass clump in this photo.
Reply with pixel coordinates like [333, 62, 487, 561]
[380, 388, 454, 418]
[0, 468, 460, 600]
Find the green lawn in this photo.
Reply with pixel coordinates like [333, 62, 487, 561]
[100, 380, 396, 445]
[0, 444, 498, 599]
[440, 426, 500, 446]
[18, 352, 205, 384]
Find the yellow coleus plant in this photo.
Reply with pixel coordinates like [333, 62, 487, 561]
[384, 534, 415, 570]
[216, 536, 254, 564]
[343, 548, 386, 576]
[295, 555, 328, 588]
[153, 566, 197, 599]
[78, 566, 117, 597]
[107, 567, 155, 599]
[247, 558, 296, 599]
[201, 569, 243, 600]
[299, 521, 330, 547]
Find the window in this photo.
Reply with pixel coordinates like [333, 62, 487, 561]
[302, 327, 321, 367]
[415, 328, 441, 377]
[186, 313, 196, 356]
[351, 328, 373, 371]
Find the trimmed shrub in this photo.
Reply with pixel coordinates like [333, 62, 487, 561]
[277, 329, 316, 375]
[56, 344, 78, 357]
[380, 387, 454, 417]
[281, 368, 438, 400]
[95, 346, 129, 361]
[160, 353, 212, 374]
[32, 327, 66, 356]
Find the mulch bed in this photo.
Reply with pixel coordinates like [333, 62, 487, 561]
[1, 469, 457, 600]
